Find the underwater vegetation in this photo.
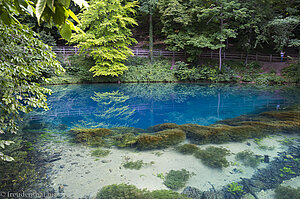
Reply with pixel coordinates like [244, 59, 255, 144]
[163, 169, 193, 190]
[194, 146, 230, 168]
[175, 144, 199, 155]
[95, 184, 191, 199]
[91, 148, 110, 157]
[96, 184, 149, 199]
[69, 108, 299, 153]
[147, 123, 179, 133]
[274, 185, 300, 199]
[235, 150, 263, 168]
[70, 128, 112, 146]
[122, 160, 145, 170]
[227, 182, 244, 195]
[136, 129, 186, 150]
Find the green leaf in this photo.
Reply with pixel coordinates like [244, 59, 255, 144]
[59, 23, 72, 40]
[36, 0, 47, 24]
[53, 5, 66, 25]
[68, 9, 80, 24]
[46, 0, 55, 12]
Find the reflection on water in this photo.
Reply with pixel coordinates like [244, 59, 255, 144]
[26, 83, 300, 129]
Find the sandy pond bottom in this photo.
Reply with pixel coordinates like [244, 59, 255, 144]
[39, 134, 300, 199]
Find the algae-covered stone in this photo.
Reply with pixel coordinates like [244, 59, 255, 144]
[70, 128, 112, 146]
[147, 123, 179, 133]
[136, 129, 186, 150]
[110, 126, 146, 135]
[111, 133, 138, 148]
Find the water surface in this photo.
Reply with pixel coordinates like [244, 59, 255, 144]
[26, 83, 300, 130]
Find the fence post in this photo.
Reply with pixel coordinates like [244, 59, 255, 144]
[63, 47, 65, 56]
[256, 53, 258, 61]
[136, 48, 139, 56]
[270, 54, 272, 62]
[75, 47, 77, 54]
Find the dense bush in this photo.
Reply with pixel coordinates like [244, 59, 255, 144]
[282, 63, 300, 83]
[121, 57, 177, 82]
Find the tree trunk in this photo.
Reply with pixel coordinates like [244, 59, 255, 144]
[149, 12, 154, 64]
[219, 45, 222, 70]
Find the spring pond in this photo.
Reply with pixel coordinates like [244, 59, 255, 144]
[21, 83, 300, 198]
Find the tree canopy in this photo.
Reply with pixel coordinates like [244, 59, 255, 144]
[71, 0, 138, 77]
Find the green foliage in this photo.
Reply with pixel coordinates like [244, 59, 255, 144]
[175, 144, 199, 155]
[227, 182, 244, 195]
[0, 23, 64, 158]
[163, 169, 192, 190]
[121, 58, 177, 82]
[122, 160, 145, 170]
[0, 134, 39, 192]
[235, 150, 262, 168]
[194, 146, 230, 168]
[274, 186, 300, 199]
[71, 0, 138, 77]
[254, 73, 285, 86]
[282, 63, 300, 83]
[91, 148, 110, 157]
[0, 0, 87, 40]
[96, 184, 150, 199]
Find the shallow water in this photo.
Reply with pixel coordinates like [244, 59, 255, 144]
[19, 83, 300, 198]
[26, 83, 300, 130]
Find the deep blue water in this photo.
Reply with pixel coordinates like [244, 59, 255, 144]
[26, 83, 300, 130]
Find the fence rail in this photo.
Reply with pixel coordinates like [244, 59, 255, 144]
[52, 46, 297, 63]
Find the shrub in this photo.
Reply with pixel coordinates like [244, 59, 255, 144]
[282, 63, 300, 83]
[163, 169, 192, 190]
[194, 146, 230, 168]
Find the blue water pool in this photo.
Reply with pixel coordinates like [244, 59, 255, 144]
[26, 83, 300, 130]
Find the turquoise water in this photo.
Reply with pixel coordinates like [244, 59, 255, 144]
[26, 83, 300, 130]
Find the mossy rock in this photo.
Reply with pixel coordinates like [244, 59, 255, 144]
[111, 126, 146, 135]
[179, 124, 258, 144]
[112, 133, 138, 148]
[260, 111, 300, 122]
[70, 128, 112, 146]
[96, 184, 150, 199]
[175, 144, 199, 155]
[147, 123, 179, 133]
[194, 146, 230, 168]
[136, 129, 186, 150]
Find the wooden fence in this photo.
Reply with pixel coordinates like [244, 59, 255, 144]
[52, 46, 297, 63]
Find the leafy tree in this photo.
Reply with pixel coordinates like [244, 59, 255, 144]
[0, 24, 64, 160]
[71, 0, 138, 77]
[139, 0, 158, 63]
[158, 0, 247, 69]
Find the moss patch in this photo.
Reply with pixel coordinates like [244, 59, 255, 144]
[163, 169, 192, 190]
[70, 128, 112, 146]
[175, 144, 199, 155]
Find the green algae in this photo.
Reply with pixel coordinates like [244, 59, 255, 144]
[175, 144, 199, 155]
[235, 150, 263, 168]
[194, 146, 230, 168]
[163, 169, 192, 190]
